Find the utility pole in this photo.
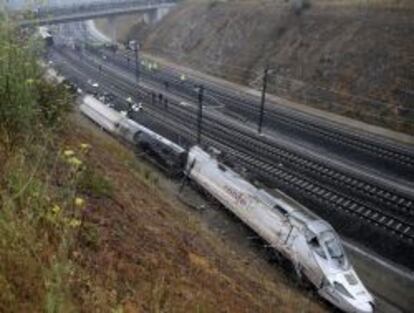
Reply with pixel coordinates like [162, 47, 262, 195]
[134, 41, 140, 82]
[151, 92, 155, 105]
[258, 66, 269, 134]
[197, 85, 204, 144]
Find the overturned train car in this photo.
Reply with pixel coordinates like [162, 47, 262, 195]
[186, 146, 375, 313]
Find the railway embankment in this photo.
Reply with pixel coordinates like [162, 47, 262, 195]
[0, 20, 329, 312]
[0, 106, 329, 312]
[95, 0, 414, 135]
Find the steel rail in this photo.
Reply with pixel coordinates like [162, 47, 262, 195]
[106, 47, 414, 172]
[78, 47, 414, 219]
[54, 48, 414, 247]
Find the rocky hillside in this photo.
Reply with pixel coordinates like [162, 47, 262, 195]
[96, 0, 414, 134]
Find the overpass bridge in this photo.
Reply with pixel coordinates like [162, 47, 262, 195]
[19, 0, 177, 27]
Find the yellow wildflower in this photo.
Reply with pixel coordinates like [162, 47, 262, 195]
[63, 150, 75, 157]
[51, 204, 61, 214]
[74, 197, 85, 207]
[68, 219, 82, 228]
[80, 143, 91, 150]
[68, 157, 82, 167]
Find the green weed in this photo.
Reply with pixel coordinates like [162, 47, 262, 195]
[78, 166, 114, 198]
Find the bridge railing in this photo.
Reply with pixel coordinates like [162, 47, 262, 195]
[33, 0, 177, 19]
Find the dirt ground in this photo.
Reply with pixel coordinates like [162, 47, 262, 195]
[65, 112, 329, 313]
[95, 0, 414, 134]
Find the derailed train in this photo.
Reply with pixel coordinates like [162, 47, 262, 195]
[81, 95, 186, 173]
[80, 95, 375, 313]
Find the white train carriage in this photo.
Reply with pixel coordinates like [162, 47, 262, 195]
[80, 95, 125, 135]
[186, 146, 374, 313]
[80, 95, 186, 172]
[81, 95, 147, 143]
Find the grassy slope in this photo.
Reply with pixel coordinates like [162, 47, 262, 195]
[0, 108, 328, 312]
[59, 113, 329, 312]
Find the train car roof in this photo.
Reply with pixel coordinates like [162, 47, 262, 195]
[189, 145, 324, 228]
[82, 95, 123, 122]
[265, 188, 320, 222]
[83, 95, 185, 154]
[133, 121, 185, 154]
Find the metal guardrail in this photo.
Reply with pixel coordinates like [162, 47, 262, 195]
[20, 0, 177, 26]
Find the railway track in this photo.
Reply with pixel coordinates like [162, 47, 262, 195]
[51, 47, 414, 269]
[91, 45, 414, 182]
[74, 20, 414, 176]
[77, 48, 414, 215]
[56, 47, 414, 225]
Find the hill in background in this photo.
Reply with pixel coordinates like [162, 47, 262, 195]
[96, 0, 414, 134]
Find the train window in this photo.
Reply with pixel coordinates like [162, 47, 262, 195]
[309, 237, 327, 259]
[325, 238, 343, 259]
[274, 204, 287, 215]
[319, 231, 348, 269]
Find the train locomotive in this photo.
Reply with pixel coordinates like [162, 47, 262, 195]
[79, 95, 374, 313]
[186, 146, 375, 313]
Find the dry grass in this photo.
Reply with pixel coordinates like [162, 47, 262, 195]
[0, 134, 93, 313]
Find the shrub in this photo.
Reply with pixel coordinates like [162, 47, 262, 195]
[0, 19, 72, 154]
[0, 22, 39, 151]
[35, 80, 73, 129]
